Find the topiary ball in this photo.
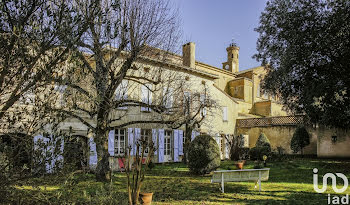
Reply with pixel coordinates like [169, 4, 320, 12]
[188, 134, 221, 175]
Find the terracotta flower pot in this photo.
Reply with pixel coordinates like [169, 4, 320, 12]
[236, 162, 244, 170]
[140, 192, 153, 205]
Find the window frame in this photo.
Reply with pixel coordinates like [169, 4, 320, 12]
[114, 128, 127, 156]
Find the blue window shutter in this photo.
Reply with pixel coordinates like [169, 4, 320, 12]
[158, 129, 164, 163]
[152, 129, 158, 155]
[56, 136, 64, 169]
[173, 130, 179, 162]
[191, 131, 195, 141]
[134, 128, 141, 155]
[128, 128, 134, 156]
[89, 137, 98, 169]
[108, 130, 115, 156]
[178, 130, 183, 155]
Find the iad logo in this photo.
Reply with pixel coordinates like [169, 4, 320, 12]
[313, 168, 349, 193]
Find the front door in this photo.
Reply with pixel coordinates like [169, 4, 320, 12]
[164, 130, 172, 162]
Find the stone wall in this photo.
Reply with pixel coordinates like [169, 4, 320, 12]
[236, 126, 318, 155]
[237, 125, 350, 158]
[316, 127, 350, 158]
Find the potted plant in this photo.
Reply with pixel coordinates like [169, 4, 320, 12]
[126, 136, 155, 205]
[235, 160, 246, 170]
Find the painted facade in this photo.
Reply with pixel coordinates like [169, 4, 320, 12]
[28, 42, 296, 172]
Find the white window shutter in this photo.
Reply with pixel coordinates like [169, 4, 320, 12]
[158, 129, 164, 163]
[152, 129, 158, 155]
[128, 128, 134, 156]
[134, 128, 141, 155]
[223, 107, 228, 121]
[108, 130, 115, 156]
[173, 130, 179, 162]
[89, 137, 98, 169]
[178, 130, 184, 155]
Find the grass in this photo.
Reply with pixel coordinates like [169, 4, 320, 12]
[4, 158, 350, 204]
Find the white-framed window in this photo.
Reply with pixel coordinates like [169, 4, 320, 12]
[222, 106, 228, 121]
[164, 130, 172, 156]
[115, 80, 128, 109]
[141, 129, 152, 154]
[163, 87, 174, 111]
[141, 84, 152, 112]
[183, 91, 191, 115]
[115, 129, 127, 156]
[200, 93, 207, 117]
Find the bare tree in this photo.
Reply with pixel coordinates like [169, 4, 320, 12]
[44, 0, 221, 182]
[0, 0, 87, 186]
[44, 0, 182, 181]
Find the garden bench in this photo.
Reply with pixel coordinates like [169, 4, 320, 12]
[211, 168, 270, 193]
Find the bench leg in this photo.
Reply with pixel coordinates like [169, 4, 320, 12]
[221, 173, 224, 193]
[258, 171, 262, 192]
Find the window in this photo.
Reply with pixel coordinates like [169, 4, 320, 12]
[141, 84, 152, 111]
[200, 94, 207, 117]
[183, 91, 191, 115]
[115, 80, 128, 109]
[141, 129, 152, 154]
[222, 107, 228, 121]
[163, 87, 173, 111]
[164, 130, 172, 156]
[257, 84, 261, 98]
[115, 129, 127, 156]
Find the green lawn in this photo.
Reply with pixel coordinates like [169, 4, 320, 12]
[5, 158, 350, 204]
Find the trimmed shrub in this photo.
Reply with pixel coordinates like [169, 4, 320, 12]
[255, 133, 271, 148]
[291, 126, 310, 155]
[249, 133, 271, 160]
[188, 134, 220, 175]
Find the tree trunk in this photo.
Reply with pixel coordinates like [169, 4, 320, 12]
[95, 112, 111, 182]
[182, 124, 192, 165]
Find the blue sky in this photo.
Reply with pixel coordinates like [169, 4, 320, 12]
[177, 0, 268, 71]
